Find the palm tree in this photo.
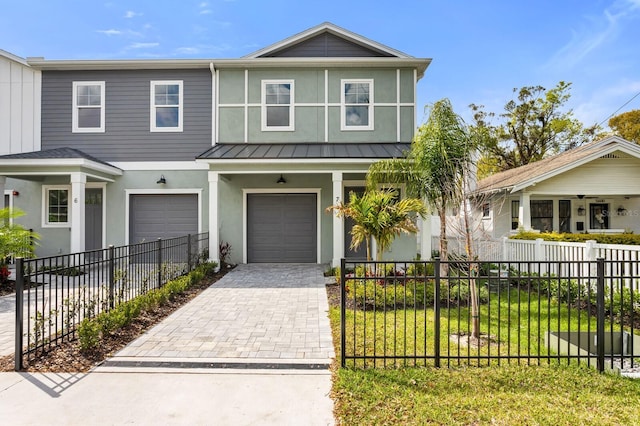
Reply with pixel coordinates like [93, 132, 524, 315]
[327, 189, 427, 261]
[367, 99, 482, 338]
[367, 98, 473, 268]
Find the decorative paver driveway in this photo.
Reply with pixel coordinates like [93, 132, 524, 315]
[106, 264, 335, 366]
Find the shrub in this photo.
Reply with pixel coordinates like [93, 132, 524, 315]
[78, 318, 101, 350]
[347, 278, 436, 310]
[511, 231, 640, 245]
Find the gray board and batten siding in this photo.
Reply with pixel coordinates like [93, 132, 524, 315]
[256, 32, 395, 58]
[41, 69, 212, 162]
[247, 193, 317, 263]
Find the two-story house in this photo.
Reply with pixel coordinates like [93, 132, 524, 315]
[0, 22, 432, 266]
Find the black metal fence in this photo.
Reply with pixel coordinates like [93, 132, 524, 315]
[14, 233, 209, 369]
[340, 258, 640, 373]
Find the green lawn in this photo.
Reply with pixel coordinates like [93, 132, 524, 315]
[329, 290, 640, 425]
[338, 287, 622, 368]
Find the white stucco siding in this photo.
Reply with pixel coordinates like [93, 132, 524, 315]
[530, 157, 640, 195]
[0, 53, 41, 155]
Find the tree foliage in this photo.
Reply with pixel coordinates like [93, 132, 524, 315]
[367, 98, 473, 265]
[608, 109, 640, 144]
[327, 189, 426, 261]
[470, 81, 597, 177]
[0, 208, 37, 263]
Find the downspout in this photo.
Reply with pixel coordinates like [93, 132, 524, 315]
[209, 62, 216, 146]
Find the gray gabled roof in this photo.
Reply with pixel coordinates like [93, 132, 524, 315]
[0, 147, 122, 175]
[475, 136, 640, 194]
[197, 143, 411, 160]
[244, 22, 414, 59]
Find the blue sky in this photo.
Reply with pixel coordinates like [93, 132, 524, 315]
[2, 0, 640, 129]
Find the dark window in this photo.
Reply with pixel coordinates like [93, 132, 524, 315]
[559, 200, 571, 233]
[531, 200, 553, 232]
[511, 200, 520, 230]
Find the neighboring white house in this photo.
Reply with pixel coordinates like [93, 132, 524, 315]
[473, 135, 640, 238]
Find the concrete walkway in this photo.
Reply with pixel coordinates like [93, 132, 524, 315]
[0, 264, 336, 425]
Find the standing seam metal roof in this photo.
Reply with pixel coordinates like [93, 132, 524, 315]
[197, 143, 411, 160]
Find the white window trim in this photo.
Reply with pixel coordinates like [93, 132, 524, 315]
[42, 185, 71, 228]
[261, 79, 295, 131]
[72, 81, 105, 133]
[150, 80, 184, 132]
[341, 79, 374, 131]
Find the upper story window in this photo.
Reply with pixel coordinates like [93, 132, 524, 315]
[43, 186, 69, 227]
[72, 82, 105, 133]
[151, 81, 183, 132]
[341, 79, 373, 131]
[262, 80, 294, 131]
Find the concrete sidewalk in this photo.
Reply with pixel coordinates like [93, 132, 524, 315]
[0, 264, 336, 425]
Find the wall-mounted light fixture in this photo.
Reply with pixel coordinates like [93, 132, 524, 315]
[12, 190, 19, 196]
[277, 174, 286, 185]
[617, 206, 627, 215]
[156, 175, 167, 184]
[577, 206, 585, 216]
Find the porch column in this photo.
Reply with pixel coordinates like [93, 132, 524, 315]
[0, 176, 5, 209]
[70, 172, 86, 253]
[208, 171, 220, 266]
[419, 214, 432, 260]
[518, 192, 532, 231]
[332, 172, 343, 268]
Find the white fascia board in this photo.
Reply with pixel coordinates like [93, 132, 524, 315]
[0, 49, 30, 66]
[510, 139, 640, 193]
[243, 22, 413, 59]
[111, 161, 209, 171]
[0, 158, 122, 176]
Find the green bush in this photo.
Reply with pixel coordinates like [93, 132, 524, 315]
[77, 262, 216, 350]
[347, 278, 436, 310]
[78, 318, 101, 350]
[447, 282, 490, 305]
[511, 231, 640, 245]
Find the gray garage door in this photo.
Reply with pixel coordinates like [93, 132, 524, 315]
[247, 193, 317, 263]
[129, 194, 198, 243]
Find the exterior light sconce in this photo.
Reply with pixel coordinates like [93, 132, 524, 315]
[156, 175, 167, 184]
[577, 206, 585, 216]
[617, 206, 627, 215]
[277, 174, 286, 185]
[12, 190, 19, 196]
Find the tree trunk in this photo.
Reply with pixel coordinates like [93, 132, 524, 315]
[462, 199, 480, 338]
[438, 206, 449, 277]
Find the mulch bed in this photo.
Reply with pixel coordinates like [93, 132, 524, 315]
[0, 269, 228, 373]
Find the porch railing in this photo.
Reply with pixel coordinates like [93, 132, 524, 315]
[14, 232, 209, 370]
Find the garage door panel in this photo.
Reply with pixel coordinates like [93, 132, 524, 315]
[130, 194, 198, 244]
[247, 193, 316, 263]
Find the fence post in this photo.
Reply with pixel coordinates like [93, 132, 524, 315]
[108, 245, 115, 309]
[502, 236, 509, 262]
[157, 238, 163, 288]
[596, 257, 605, 373]
[187, 234, 192, 272]
[340, 258, 346, 368]
[14, 258, 24, 371]
[534, 238, 544, 262]
[434, 257, 441, 368]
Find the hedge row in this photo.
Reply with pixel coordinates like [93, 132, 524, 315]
[78, 262, 217, 350]
[510, 231, 640, 246]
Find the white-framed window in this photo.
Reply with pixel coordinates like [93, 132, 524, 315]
[261, 80, 294, 131]
[72, 81, 105, 133]
[341, 79, 373, 131]
[42, 186, 70, 227]
[150, 80, 183, 132]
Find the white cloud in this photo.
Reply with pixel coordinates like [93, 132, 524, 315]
[124, 10, 142, 18]
[199, 1, 208, 7]
[573, 79, 640, 127]
[545, 0, 640, 70]
[127, 42, 159, 49]
[97, 29, 122, 36]
[200, 9, 212, 15]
